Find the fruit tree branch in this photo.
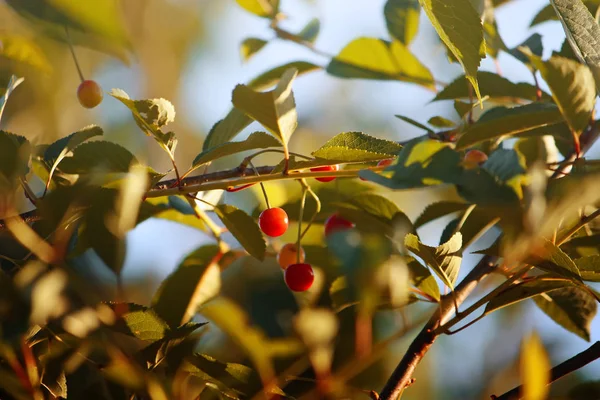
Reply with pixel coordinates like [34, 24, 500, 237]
[491, 341, 600, 400]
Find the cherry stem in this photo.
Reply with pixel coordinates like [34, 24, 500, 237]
[297, 186, 308, 264]
[248, 160, 271, 209]
[189, 193, 217, 209]
[64, 26, 85, 83]
[300, 181, 321, 240]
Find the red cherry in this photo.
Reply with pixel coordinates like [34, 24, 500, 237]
[284, 263, 314, 292]
[77, 80, 103, 109]
[310, 165, 339, 182]
[259, 207, 289, 237]
[324, 213, 354, 236]
[277, 243, 306, 269]
[377, 158, 394, 167]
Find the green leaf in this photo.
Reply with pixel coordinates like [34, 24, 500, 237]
[404, 232, 462, 288]
[326, 37, 434, 88]
[530, 4, 556, 26]
[298, 18, 320, 43]
[418, 0, 485, 100]
[190, 131, 281, 175]
[485, 279, 574, 314]
[394, 115, 434, 133]
[152, 245, 221, 328]
[0, 130, 30, 188]
[343, 193, 402, 221]
[214, 204, 266, 261]
[384, 0, 420, 45]
[109, 89, 176, 152]
[113, 303, 170, 342]
[529, 240, 581, 280]
[232, 68, 298, 148]
[456, 103, 564, 150]
[58, 141, 137, 174]
[200, 298, 275, 384]
[311, 131, 403, 162]
[508, 33, 544, 65]
[433, 71, 548, 102]
[534, 287, 597, 340]
[414, 201, 470, 228]
[0, 75, 24, 123]
[530, 56, 596, 135]
[575, 255, 600, 281]
[427, 116, 455, 128]
[203, 62, 320, 151]
[240, 38, 268, 62]
[235, 0, 277, 18]
[0, 34, 51, 72]
[407, 257, 440, 301]
[551, 0, 600, 90]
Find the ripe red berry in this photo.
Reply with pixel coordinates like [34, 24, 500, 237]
[463, 149, 488, 167]
[324, 213, 354, 236]
[284, 263, 314, 292]
[377, 158, 394, 167]
[310, 164, 339, 182]
[77, 80, 103, 109]
[259, 207, 289, 237]
[277, 243, 306, 269]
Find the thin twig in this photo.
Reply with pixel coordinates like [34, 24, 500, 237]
[492, 341, 600, 400]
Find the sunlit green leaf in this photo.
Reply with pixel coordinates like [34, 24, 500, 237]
[427, 116, 455, 128]
[384, 0, 420, 45]
[419, 0, 485, 100]
[240, 38, 268, 62]
[529, 240, 581, 280]
[214, 204, 266, 261]
[235, 0, 278, 18]
[112, 303, 170, 342]
[404, 232, 462, 288]
[575, 255, 600, 281]
[312, 131, 402, 162]
[0, 34, 51, 72]
[485, 279, 573, 314]
[326, 37, 434, 88]
[407, 257, 440, 301]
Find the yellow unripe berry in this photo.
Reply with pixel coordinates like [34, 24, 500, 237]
[277, 243, 306, 270]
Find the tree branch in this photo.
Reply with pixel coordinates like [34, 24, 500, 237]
[379, 255, 497, 399]
[492, 341, 600, 400]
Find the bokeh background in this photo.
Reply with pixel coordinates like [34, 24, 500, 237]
[1, 0, 600, 398]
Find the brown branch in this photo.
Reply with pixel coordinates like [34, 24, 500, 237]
[379, 255, 497, 399]
[492, 341, 600, 400]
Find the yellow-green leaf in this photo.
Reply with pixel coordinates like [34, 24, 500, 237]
[214, 204, 266, 261]
[240, 38, 268, 62]
[404, 232, 462, 288]
[384, 0, 420, 45]
[0, 34, 51, 72]
[312, 131, 403, 162]
[520, 332, 550, 400]
[235, 0, 277, 18]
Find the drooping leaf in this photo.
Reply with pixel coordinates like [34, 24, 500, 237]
[189, 131, 281, 175]
[311, 131, 403, 162]
[214, 204, 266, 261]
[534, 287, 597, 341]
[404, 232, 462, 288]
[414, 201, 470, 228]
[485, 279, 574, 314]
[419, 0, 485, 100]
[529, 55, 596, 136]
[407, 257, 440, 301]
[384, 0, 420, 45]
[326, 37, 434, 88]
[152, 245, 221, 328]
[433, 71, 549, 102]
[0, 75, 24, 123]
[240, 38, 268, 62]
[235, 0, 278, 18]
[456, 103, 564, 149]
[551, 0, 600, 90]
[520, 332, 550, 400]
[232, 68, 298, 147]
[0, 34, 51, 72]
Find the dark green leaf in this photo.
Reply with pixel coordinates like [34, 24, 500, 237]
[240, 38, 268, 62]
[394, 115, 434, 133]
[419, 0, 485, 99]
[232, 68, 298, 147]
[575, 255, 600, 281]
[530, 4, 556, 26]
[456, 103, 564, 149]
[534, 287, 597, 340]
[404, 232, 462, 287]
[485, 279, 574, 314]
[384, 0, 420, 45]
[326, 37, 434, 88]
[152, 245, 221, 328]
[190, 131, 281, 174]
[508, 33, 543, 65]
[0, 130, 30, 188]
[298, 18, 320, 43]
[414, 201, 470, 228]
[311, 131, 403, 162]
[433, 71, 549, 102]
[58, 141, 137, 174]
[214, 204, 266, 260]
